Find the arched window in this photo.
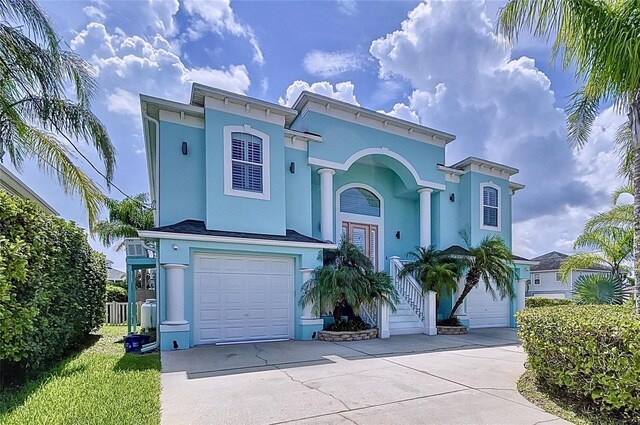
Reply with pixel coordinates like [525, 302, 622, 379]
[340, 187, 380, 217]
[482, 184, 499, 229]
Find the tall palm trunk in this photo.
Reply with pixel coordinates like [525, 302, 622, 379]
[631, 90, 640, 314]
[450, 269, 480, 318]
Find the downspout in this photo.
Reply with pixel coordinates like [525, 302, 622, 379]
[140, 239, 159, 353]
[141, 111, 161, 354]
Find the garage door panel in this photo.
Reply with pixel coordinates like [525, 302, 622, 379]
[194, 254, 294, 344]
[466, 282, 511, 328]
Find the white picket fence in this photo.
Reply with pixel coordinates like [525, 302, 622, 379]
[105, 301, 143, 325]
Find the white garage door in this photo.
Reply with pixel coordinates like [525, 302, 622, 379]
[466, 281, 511, 328]
[193, 254, 294, 344]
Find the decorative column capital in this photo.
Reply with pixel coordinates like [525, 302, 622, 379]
[418, 187, 433, 194]
[162, 263, 188, 270]
[317, 168, 336, 176]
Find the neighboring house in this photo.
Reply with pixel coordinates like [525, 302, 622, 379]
[0, 164, 58, 215]
[528, 251, 610, 299]
[106, 260, 126, 283]
[138, 84, 534, 351]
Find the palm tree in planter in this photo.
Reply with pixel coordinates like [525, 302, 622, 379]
[400, 246, 463, 315]
[450, 235, 516, 321]
[300, 239, 399, 330]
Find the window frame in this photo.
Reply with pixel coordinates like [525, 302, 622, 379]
[223, 125, 270, 200]
[555, 272, 563, 282]
[533, 273, 540, 285]
[480, 182, 501, 231]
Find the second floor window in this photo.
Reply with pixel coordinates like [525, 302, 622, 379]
[231, 132, 263, 192]
[482, 186, 499, 228]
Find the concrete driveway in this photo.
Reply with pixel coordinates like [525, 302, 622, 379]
[161, 329, 567, 425]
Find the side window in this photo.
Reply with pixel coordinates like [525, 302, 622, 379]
[533, 273, 540, 285]
[555, 272, 562, 282]
[223, 126, 270, 200]
[480, 183, 500, 230]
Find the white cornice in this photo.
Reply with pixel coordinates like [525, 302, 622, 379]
[159, 110, 204, 129]
[138, 230, 336, 250]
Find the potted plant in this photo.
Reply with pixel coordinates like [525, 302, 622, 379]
[300, 239, 399, 341]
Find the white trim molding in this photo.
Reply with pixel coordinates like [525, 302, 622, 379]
[480, 181, 501, 232]
[159, 110, 204, 129]
[223, 125, 271, 201]
[335, 183, 385, 270]
[138, 230, 337, 249]
[308, 147, 446, 191]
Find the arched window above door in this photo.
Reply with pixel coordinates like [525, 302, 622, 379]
[339, 187, 381, 217]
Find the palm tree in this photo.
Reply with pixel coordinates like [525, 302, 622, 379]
[0, 0, 115, 225]
[450, 235, 515, 319]
[400, 246, 462, 312]
[497, 0, 640, 313]
[300, 239, 399, 322]
[573, 274, 628, 305]
[93, 193, 154, 250]
[584, 185, 632, 233]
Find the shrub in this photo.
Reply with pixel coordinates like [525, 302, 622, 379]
[437, 317, 463, 327]
[517, 305, 640, 419]
[106, 284, 128, 302]
[0, 191, 106, 383]
[325, 318, 370, 332]
[525, 297, 573, 308]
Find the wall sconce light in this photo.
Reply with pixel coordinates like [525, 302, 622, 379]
[449, 193, 455, 202]
[395, 231, 401, 239]
[289, 161, 295, 174]
[181, 141, 188, 155]
[172, 244, 178, 250]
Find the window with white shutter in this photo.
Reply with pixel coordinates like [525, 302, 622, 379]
[480, 183, 501, 230]
[223, 125, 270, 200]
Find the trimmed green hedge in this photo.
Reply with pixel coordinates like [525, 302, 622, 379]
[0, 191, 106, 382]
[525, 297, 573, 308]
[106, 284, 127, 302]
[517, 305, 640, 419]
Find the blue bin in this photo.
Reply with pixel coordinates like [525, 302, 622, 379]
[124, 334, 143, 353]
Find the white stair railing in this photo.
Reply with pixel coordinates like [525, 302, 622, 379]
[390, 256, 437, 336]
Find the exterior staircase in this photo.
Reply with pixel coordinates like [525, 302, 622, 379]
[361, 256, 437, 338]
[389, 296, 425, 335]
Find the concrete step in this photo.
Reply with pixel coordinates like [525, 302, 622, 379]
[389, 326, 425, 336]
[389, 313, 422, 323]
[389, 318, 424, 328]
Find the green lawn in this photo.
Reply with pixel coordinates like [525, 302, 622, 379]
[0, 326, 160, 424]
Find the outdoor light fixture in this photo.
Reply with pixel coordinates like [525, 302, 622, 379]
[396, 231, 401, 239]
[289, 161, 295, 174]
[449, 193, 455, 202]
[181, 141, 188, 155]
[172, 244, 178, 250]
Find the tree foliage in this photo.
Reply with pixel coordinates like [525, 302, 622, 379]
[93, 193, 154, 250]
[300, 239, 399, 321]
[572, 274, 628, 305]
[0, 0, 115, 225]
[0, 190, 106, 383]
[450, 234, 515, 318]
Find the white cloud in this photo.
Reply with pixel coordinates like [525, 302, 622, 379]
[369, 0, 623, 257]
[336, 0, 358, 16]
[106, 88, 139, 118]
[303, 50, 364, 77]
[182, 0, 264, 65]
[278, 80, 359, 107]
[70, 22, 251, 113]
[82, 5, 105, 22]
[378, 103, 420, 124]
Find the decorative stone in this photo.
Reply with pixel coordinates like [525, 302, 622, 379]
[318, 328, 378, 341]
[436, 325, 468, 335]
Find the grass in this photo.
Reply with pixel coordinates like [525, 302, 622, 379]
[517, 370, 627, 425]
[0, 326, 160, 425]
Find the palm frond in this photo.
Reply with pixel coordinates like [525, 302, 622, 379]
[558, 252, 607, 281]
[613, 121, 633, 180]
[0, 0, 57, 48]
[573, 274, 628, 305]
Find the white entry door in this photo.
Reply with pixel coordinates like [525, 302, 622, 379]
[465, 281, 511, 328]
[193, 254, 294, 344]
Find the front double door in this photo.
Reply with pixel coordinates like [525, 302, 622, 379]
[342, 221, 379, 271]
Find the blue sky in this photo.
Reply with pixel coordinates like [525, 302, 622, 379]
[6, 0, 626, 271]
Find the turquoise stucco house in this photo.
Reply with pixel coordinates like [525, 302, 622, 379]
[138, 84, 534, 351]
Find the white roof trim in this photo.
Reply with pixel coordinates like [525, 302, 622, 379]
[140, 94, 204, 116]
[452, 156, 519, 177]
[138, 230, 337, 250]
[292, 91, 455, 145]
[0, 165, 58, 215]
[284, 128, 323, 143]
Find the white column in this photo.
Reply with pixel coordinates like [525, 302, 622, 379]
[419, 188, 433, 248]
[378, 302, 390, 339]
[516, 279, 526, 313]
[318, 168, 335, 242]
[423, 290, 437, 336]
[300, 268, 317, 319]
[162, 264, 188, 325]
